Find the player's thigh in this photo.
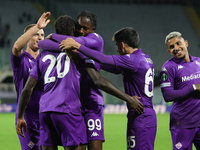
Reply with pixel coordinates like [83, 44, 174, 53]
[41, 145, 58, 150]
[64, 144, 86, 150]
[39, 112, 61, 147]
[51, 112, 87, 147]
[127, 126, 156, 150]
[192, 127, 200, 149]
[83, 105, 104, 142]
[171, 128, 196, 150]
[87, 140, 102, 150]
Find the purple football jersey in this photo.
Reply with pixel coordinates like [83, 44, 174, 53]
[11, 51, 43, 123]
[75, 45, 157, 128]
[78, 33, 104, 106]
[29, 50, 82, 115]
[39, 33, 105, 106]
[111, 49, 157, 128]
[160, 55, 200, 129]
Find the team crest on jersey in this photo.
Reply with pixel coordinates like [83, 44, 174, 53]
[175, 142, 182, 149]
[160, 82, 171, 88]
[195, 61, 200, 66]
[178, 65, 184, 70]
[161, 73, 168, 81]
[91, 132, 99, 137]
[28, 141, 35, 149]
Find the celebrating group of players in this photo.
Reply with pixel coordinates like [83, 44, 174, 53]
[12, 10, 200, 150]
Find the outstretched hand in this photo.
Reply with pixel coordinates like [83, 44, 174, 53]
[60, 38, 81, 51]
[127, 96, 144, 114]
[16, 118, 27, 137]
[36, 12, 51, 29]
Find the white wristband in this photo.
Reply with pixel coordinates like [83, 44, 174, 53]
[193, 84, 196, 90]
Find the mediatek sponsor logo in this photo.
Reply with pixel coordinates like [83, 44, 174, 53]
[182, 73, 200, 82]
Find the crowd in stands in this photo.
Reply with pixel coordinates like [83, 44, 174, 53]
[0, 16, 10, 48]
[0, 11, 34, 49]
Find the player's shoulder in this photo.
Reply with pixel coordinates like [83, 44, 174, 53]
[39, 50, 48, 56]
[160, 58, 178, 74]
[191, 55, 200, 61]
[21, 51, 36, 62]
[40, 49, 58, 55]
[36, 50, 51, 60]
[163, 57, 176, 66]
[87, 32, 103, 39]
[143, 53, 153, 65]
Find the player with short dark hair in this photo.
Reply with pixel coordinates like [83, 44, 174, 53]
[160, 31, 200, 149]
[59, 27, 157, 150]
[75, 10, 97, 36]
[75, 11, 104, 150]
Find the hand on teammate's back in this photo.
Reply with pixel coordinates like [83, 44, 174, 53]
[128, 96, 144, 114]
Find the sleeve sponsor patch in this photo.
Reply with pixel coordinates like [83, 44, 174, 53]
[160, 82, 171, 88]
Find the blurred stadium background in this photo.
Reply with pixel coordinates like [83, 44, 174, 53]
[0, 0, 200, 114]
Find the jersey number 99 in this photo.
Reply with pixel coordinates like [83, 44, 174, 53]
[88, 119, 101, 131]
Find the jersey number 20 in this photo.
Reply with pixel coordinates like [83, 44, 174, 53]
[42, 53, 70, 84]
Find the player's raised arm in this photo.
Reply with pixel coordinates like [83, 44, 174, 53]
[12, 12, 50, 57]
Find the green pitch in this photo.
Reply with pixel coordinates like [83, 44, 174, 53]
[103, 113, 172, 150]
[0, 113, 195, 150]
